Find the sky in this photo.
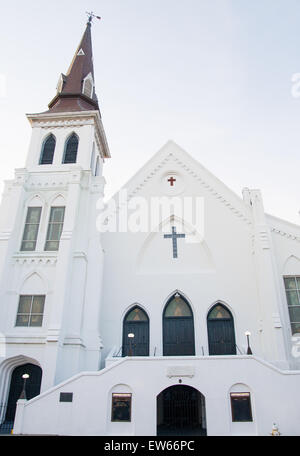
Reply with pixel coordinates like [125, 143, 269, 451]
[0, 0, 299, 224]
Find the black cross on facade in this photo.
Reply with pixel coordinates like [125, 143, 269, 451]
[164, 226, 186, 259]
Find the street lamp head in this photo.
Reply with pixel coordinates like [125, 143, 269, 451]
[22, 374, 29, 379]
[245, 331, 251, 337]
[128, 333, 135, 339]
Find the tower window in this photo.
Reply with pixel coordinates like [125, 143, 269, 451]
[15, 295, 45, 327]
[82, 73, 94, 99]
[21, 207, 42, 251]
[40, 134, 56, 165]
[83, 78, 93, 98]
[44, 206, 65, 251]
[63, 134, 79, 164]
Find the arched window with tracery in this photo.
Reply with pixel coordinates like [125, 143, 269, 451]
[40, 134, 56, 165]
[63, 133, 79, 164]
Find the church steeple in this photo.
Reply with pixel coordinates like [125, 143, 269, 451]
[27, 17, 110, 164]
[47, 20, 99, 113]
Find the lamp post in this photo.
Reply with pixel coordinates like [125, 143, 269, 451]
[19, 374, 30, 400]
[128, 333, 135, 356]
[245, 331, 252, 355]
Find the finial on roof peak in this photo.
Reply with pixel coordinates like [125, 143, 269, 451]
[86, 11, 101, 25]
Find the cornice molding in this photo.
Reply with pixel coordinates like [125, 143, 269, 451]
[12, 253, 58, 265]
[271, 227, 300, 243]
[121, 152, 253, 226]
[26, 111, 110, 159]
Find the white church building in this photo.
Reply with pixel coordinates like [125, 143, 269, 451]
[0, 19, 300, 436]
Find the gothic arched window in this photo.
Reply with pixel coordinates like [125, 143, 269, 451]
[40, 134, 56, 165]
[163, 293, 195, 356]
[207, 303, 236, 355]
[122, 306, 149, 357]
[63, 133, 79, 164]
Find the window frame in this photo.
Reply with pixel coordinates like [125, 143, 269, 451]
[15, 294, 45, 328]
[44, 206, 65, 252]
[20, 206, 42, 252]
[111, 393, 132, 423]
[283, 276, 300, 335]
[62, 133, 79, 164]
[230, 392, 253, 423]
[39, 134, 56, 165]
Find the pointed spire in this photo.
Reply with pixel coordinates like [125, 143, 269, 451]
[47, 21, 100, 113]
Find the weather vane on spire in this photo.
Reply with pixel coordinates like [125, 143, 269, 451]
[86, 11, 101, 24]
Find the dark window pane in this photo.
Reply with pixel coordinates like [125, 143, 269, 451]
[231, 393, 253, 422]
[40, 135, 56, 165]
[289, 306, 300, 323]
[21, 241, 36, 251]
[18, 296, 32, 314]
[44, 240, 59, 251]
[111, 394, 132, 422]
[16, 315, 29, 326]
[291, 323, 300, 335]
[23, 224, 39, 241]
[29, 315, 43, 327]
[32, 296, 45, 314]
[45, 207, 65, 251]
[21, 207, 42, 252]
[47, 223, 63, 241]
[26, 207, 42, 224]
[284, 277, 297, 290]
[286, 291, 300, 306]
[63, 134, 78, 164]
[50, 207, 65, 223]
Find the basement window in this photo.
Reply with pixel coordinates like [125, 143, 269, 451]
[111, 393, 132, 422]
[230, 392, 253, 422]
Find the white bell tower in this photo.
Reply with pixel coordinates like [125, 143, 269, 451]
[0, 19, 110, 391]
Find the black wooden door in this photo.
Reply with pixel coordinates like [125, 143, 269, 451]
[207, 318, 236, 355]
[163, 317, 195, 356]
[5, 363, 42, 421]
[123, 321, 149, 356]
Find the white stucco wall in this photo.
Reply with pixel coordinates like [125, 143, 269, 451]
[13, 356, 300, 436]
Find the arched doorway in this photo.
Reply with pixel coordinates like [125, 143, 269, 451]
[207, 303, 236, 355]
[157, 385, 206, 436]
[122, 306, 149, 356]
[1, 363, 42, 432]
[163, 293, 195, 356]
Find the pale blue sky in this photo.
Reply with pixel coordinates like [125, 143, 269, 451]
[0, 0, 299, 224]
